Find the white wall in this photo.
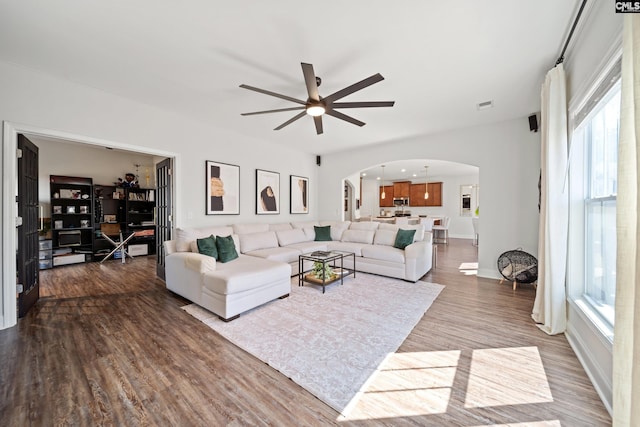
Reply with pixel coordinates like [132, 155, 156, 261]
[318, 118, 540, 279]
[0, 60, 318, 329]
[561, 0, 622, 415]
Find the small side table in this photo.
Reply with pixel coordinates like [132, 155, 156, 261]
[298, 251, 356, 293]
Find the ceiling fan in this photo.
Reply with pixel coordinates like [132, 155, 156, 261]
[239, 63, 395, 135]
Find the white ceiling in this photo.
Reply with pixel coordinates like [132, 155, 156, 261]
[361, 159, 478, 182]
[0, 1, 578, 155]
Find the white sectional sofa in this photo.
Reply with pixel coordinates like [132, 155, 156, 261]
[164, 220, 433, 321]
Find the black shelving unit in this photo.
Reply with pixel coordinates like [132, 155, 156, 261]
[93, 184, 126, 260]
[50, 175, 94, 267]
[125, 188, 156, 256]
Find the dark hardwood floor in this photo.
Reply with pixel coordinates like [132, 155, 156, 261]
[0, 240, 611, 426]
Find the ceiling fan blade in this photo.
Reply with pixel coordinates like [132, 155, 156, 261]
[330, 101, 395, 109]
[314, 116, 323, 135]
[301, 63, 320, 102]
[274, 111, 307, 130]
[241, 106, 305, 116]
[325, 109, 365, 127]
[239, 84, 306, 105]
[323, 73, 385, 104]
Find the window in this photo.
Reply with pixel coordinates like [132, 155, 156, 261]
[569, 61, 620, 329]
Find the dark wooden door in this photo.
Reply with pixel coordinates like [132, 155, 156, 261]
[17, 134, 40, 317]
[155, 158, 172, 280]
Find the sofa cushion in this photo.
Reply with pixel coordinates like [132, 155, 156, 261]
[327, 241, 366, 256]
[276, 228, 307, 246]
[374, 229, 397, 246]
[378, 223, 425, 242]
[202, 255, 290, 295]
[285, 241, 328, 254]
[349, 222, 380, 231]
[244, 247, 301, 264]
[238, 231, 279, 253]
[291, 220, 320, 229]
[394, 229, 416, 249]
[175, 226, 233, 252]
[216, 235, 239, 263]
[341, 229, 375, 244]
[196, 235, 218, 259]
[182, 252, 217, 273]
[361, 245, 406, 264]
[314, 225, 332, 241]
[302, 227, 316, 241]
[269, 223, 293, 231]
[233, 223, 269, 235]
[320, 221, 351, 240]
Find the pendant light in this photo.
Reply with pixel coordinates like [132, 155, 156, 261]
[381, 165, 386, 199]
[424, 165, 430, 200]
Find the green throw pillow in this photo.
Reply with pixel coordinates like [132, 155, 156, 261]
[215, 235, 239, 263]
[314, 225, 332, 241]
[196, 235, 218, 259]
[394, 228, 416, 249]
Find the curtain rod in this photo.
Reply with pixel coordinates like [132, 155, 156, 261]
[556, 0, 588, 66]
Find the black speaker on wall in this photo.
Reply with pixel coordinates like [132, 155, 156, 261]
[316, 155, 321, 166]
[528, 114, 539, 133]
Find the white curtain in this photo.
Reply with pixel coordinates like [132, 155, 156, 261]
[613, 15, 640, 427]
[531, 64, 568, 335]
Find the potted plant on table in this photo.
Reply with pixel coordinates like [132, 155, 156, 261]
[311, 261, 335, 281]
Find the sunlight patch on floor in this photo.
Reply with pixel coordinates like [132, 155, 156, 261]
[464, 346, 553, 408]
[468, 421, 561, 427]
[341, 350, 460, 420]
[459, 262, 478, 276]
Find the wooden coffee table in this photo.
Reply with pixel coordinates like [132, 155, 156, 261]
[298, 250, 356, 293]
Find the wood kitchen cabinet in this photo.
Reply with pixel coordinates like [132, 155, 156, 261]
[409, 182, 442, 206]
[392, 181, 410, 198]
[379, 185, 394, 207]
[426, 182, 443, 206]
[410, 184, 427, 206]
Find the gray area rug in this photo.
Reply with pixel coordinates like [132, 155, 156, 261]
[182, 273, 444, 414]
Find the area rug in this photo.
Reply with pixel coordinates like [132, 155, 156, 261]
[181, 273, 444, 414]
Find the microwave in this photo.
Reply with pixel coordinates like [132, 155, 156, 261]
[393, 198, 409, 206]
[58, 230, 82, 247]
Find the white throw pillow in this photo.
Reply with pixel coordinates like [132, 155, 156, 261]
[276, 228, 307, 246]
[341, 229, 375, 244]
[321, 221, 351, 241]
[373, 229, 397, 246]
[238, 231, 279, 253]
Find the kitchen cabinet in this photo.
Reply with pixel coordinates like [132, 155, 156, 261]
[392, 181, 410, 198]
[409, 182, 442, 207]
[379, 185, 394, 207]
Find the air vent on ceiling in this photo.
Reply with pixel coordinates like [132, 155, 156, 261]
[477, 100, 494, 110]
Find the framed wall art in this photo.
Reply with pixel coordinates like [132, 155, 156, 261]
[290, 175, 309, 214]
[206, 161, 240, 215]
[256, 169, 280, 214]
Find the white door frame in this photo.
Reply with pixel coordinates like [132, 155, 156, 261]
[1, 121, 179, 330]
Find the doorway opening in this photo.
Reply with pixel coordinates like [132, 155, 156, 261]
[2, 121, 178, 328]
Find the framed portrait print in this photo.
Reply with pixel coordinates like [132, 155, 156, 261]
[256, 169, 280, 214]
[206, 161, 240, 215]
[290, 175, 309, 214]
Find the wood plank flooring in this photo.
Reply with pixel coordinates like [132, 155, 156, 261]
[0, 240, 611, 426]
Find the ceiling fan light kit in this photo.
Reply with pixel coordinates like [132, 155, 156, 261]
[240, 62, 395, 135]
